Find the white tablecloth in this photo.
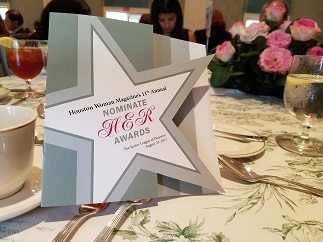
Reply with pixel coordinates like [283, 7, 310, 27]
[0, 76, 323, 242]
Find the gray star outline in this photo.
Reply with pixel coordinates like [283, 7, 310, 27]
[46, 15, 219, 203]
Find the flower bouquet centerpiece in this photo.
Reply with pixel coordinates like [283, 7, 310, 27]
[208, 5, 323, 98]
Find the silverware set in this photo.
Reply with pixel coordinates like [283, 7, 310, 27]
[94, 198, 151, 242]
[214, 128, 267, 143]
[52, 203, 109, 242]
[0, 89, 27, 105]
[53, 199, 151, 242]
[213, 128, 323, 197]
[217, 154, 323, 197]
[0, 88, 46, 106]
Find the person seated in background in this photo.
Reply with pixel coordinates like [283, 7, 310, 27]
[0, 16, 10, 36]
[4, 9, 28, 37]
[150, 0, 195, 42]
[33, 20, 42, 33]
[29, 0, 91, 40]
[139, 13, 151, 24]
[194, 9, 231, 53]
[259, 0, 290, 26]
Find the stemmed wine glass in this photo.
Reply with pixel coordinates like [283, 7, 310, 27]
[6, 39, 44, 98]
[39, 40, 48, 74]
[276, 55, 323, 157]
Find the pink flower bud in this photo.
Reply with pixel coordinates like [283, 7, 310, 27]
[279, 21, 292, 31]
[307, 46, 323, 56]
[240, 22, 270, 42]
[265, 6, 286, 22]
[229, 21, 245, 37]
[215, 41, 235, 62]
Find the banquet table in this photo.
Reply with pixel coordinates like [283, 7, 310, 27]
[0, 75, 323, 242]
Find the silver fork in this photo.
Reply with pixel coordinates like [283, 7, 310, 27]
[94, 198, 151, 242]
[52, 203, 109, 242]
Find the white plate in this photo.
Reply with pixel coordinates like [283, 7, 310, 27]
[0, 87, 10, 100]
[214, 123, 266, 158]
[0, 146, 42, 222]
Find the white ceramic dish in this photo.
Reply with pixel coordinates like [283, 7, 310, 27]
[0, 146, 42, 222]
[0, 87, 10, 100]
[214, 123, 266, 158]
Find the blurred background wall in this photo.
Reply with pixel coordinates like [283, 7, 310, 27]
[7, 0, 104, 31]
[4, 0, 323, 36]
[212, 0, 323, 31]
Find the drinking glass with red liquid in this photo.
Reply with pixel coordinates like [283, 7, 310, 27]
[6, 39, 43, 97]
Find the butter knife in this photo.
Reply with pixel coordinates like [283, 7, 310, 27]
[214, 129, 267, 142]
[0, 96, 12, 105]
[10, 88, 26, 92]
[11, 97, 27, 106]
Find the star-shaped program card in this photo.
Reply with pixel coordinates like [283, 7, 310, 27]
[42, 13, 223, 206]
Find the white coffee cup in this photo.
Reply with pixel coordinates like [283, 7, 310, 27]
[0, 106, 37, 199]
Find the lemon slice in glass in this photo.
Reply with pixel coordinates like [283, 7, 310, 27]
[286, 74, 315, 85]
[0, 37, 15, 48]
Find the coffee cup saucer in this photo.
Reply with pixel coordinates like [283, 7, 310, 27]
[0, 146, 42, 222]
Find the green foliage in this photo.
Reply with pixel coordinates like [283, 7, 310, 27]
[206, 183, 298, 224]
[264, 215, 323, 241]
[264, 18, 279, 31]
[115, 210, 231, 241]
[289, 38, 317, 55]
[315, 33, 323, 46]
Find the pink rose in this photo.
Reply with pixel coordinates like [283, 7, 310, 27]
[216, 41, 235, 62]
[266, 30, 292, 48]
[290, 19, 321, 41]
[265, 6, 286, 22]
[229, 21, 245, 37]
[258, 46, 292, 74]
[240, 22, 270, 42]
[307, 46, 323, 56]
[279, 21, 292, 31]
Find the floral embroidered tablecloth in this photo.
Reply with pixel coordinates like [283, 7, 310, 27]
[0, 76, 322, 242]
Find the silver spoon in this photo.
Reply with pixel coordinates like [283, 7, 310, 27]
[94, 198, 151, 242]
[37, 98, 45, 119]
[217, 155, 323, 197]
[52, 203, 109, 242]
